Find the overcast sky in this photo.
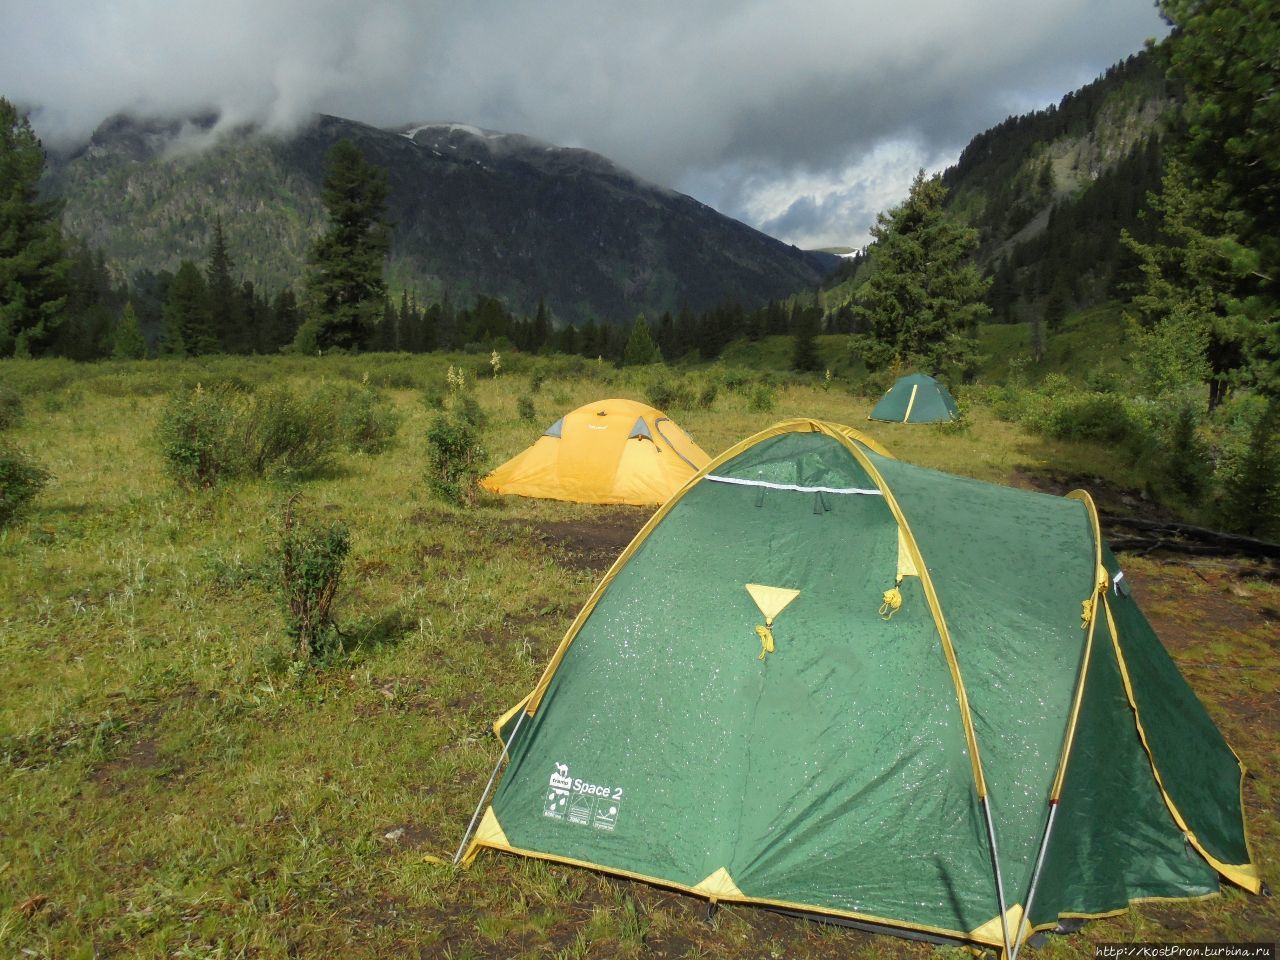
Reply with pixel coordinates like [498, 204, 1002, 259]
[1, 0, 1167, 249]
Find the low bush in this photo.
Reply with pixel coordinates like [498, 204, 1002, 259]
[425, 414, 486, 506]
[1215, 400, 1280, 539]
[0, 445, 51, 526]
[156, 382, 339, 487]
[747, 383, 776, 413]
[313, 382, 401, 454]
[0, 385, 23, 431]
[278, 496, 350, 659]
[1035, 391, 1152, 448]
[517, 395, 537, 421]
[644, 379, 694, 411]
[156, 383, 244, 487]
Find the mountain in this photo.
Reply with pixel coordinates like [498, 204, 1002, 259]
[821, 49, 1179, 321]
[45, 114, 838, 326]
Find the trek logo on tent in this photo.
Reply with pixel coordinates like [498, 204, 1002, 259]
[543, 762, 622, 830]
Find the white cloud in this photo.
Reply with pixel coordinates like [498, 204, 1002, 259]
[0, 0, 1167, 245]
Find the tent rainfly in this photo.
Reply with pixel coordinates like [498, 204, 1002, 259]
[480, 398, 710, 506]
[458, 419, 1260, 956]
[869, 373, 959, 423]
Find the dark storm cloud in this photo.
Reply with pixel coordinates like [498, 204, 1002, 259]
[0, 0, 1167, 247]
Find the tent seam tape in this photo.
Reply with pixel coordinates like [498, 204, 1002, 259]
[837, 435, 989, 798]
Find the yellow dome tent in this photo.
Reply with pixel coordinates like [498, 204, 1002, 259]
[481, 398, 710, 505]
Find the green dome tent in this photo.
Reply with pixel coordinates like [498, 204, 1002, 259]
[460, 420, 1259, 955]
[870, 372, 959, 423]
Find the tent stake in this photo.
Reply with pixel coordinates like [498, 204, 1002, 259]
[453, 709, 529, 865]
[981, 795, 1013, 960]
[1012, 800, 1059, 960]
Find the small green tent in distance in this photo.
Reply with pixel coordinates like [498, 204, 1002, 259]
[460, 420, 1259, 955]
[869, 372, 959, 423]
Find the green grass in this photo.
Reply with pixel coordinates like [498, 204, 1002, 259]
[1, 352, 1274, 958]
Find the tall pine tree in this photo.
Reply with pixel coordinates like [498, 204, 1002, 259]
[853, 171, 988, 374]
[303, 140, 390, 351]
[0, 97, 70, 356]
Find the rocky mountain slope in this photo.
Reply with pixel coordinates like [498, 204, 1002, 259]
[45, 114, 837, 325]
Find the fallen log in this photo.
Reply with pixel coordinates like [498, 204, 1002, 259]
[1102, 514, 1280, 560]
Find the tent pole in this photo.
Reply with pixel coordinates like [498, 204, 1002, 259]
[453, 708, 529, 865]
[1011, 800, 1059, 960]
[981, 795, 1014, 959]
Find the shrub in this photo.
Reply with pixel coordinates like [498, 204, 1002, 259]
[314, 382, 401, 454]
[644, 379, 694, 411]
[747, 383, 776, 413]
[517, 395, 537, 421]
[156, 383, 243, 487]
[425, 414, 486, 505]
[0, 385, 23, 431]
[237, 385, 337, 479]
[1038, 391, 1150, 447]
[1154, 402, 1213, 504]
[279, 496, 350, 659]
[695, 383, 718, 410]
[0, 445, 50, 526]
[455, 394, 488, 429]
[1215, 400, 1280, 539]
[156, 383, 339, 487]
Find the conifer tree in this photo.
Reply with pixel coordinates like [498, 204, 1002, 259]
[1155, 0, 1279, 395]
[622, 314, 663, 365]
[164, 260, 215, 355]
[303, 140, 390, 351]
[112, 303, 147, 359]
[853, 171, 987, 374]
[791, 305, 822, 372]
[0, 97, 69, 356]
[206, 217, 240, 352]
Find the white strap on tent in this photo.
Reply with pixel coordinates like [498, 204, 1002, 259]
[704, 474, 883, 496]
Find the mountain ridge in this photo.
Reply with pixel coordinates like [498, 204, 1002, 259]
[44, 113, 837, 326]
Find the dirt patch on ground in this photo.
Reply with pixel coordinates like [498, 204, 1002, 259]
[90, 737, 180, 793]
[524, 508, 651, 572]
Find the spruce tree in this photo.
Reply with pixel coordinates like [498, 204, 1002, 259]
[623, 314, 662, 365]
[791, 305, 822, 372]
[112, 303, 147, 359]
[304, 140, 390, 351]
[0, 97, 69, 356]
[164, 260, 215, 355]
[205, 217, 240, 351]
[852, 171, 988, 374]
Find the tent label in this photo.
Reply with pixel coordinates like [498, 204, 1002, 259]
[543, 761, 623, 830]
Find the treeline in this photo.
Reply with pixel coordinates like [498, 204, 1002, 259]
[42, 215, 832, 366]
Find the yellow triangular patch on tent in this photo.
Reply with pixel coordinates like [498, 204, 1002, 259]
[745, 584, 800, 623]
[473, 807, 510, 849]
[967, 902, 1026, 946]
[692, 866, 744, 900]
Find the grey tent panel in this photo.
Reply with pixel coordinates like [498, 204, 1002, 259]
[628, 417, 653, 440]
[545, 418, 564, 438]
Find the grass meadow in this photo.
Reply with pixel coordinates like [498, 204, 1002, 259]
[0, 351, 1275, 959]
